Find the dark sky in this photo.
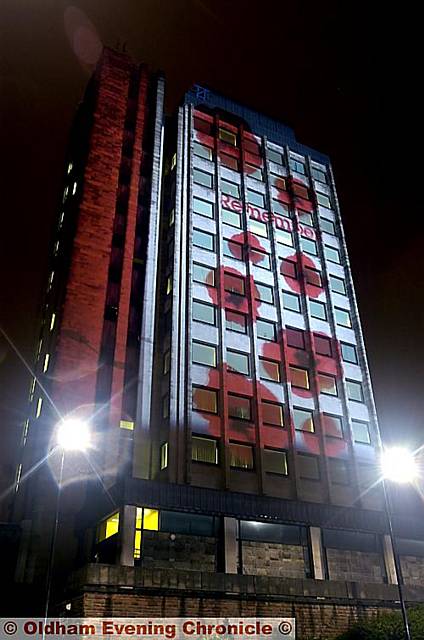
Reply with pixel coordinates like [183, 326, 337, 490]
[0, 1, 422, 516]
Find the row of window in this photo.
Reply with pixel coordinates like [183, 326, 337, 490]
[192, 388, 371, 443]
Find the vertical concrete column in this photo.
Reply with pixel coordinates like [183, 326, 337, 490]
[309, 526, 325, 580]
[224, 517, 238, 574]
[119, 505, 136, 567]
[383, 534, 398, 584]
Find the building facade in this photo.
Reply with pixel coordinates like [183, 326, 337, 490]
[12, 49, 424, 635]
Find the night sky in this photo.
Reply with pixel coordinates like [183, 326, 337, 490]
[0, 1, 422, 517]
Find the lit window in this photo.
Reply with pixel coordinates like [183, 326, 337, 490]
[166, 275, 172, 295]
[63, 186, 68, 202]
[324, 245, 341, 264]
[255, 282, 274, 304]
[222, 208, 242, 228]
[298, 210, 313, 226]
[272, 200, 289, 216]
[119, 420, 134, 430]
[193, 387, 218, 414]
[224, 273, 245, 295]
[312, 167, 327, 183]
[246, 189, 265, 208]
[169, 208, 175, 226]
[160, 443, 168, 469]
[314, 334, 332, 356]
[256, 319, 276, 342]
[193, 263, 215, 286]
[293, 408, 315, 432]
[193, 228, 215, 251]
[293, 184, 309, 199]
[304, 267, 322, 287]
[22, 419, 29, 446]
[329, 275, 346, 295]
[163, 350, 170, 375]
[286, 327, 305, 349]
[15, 464, 22, 492]
[228, 394, 251, 420]
[259, 358, 280, 382]
[97, 511, 120, 543]
[321, 218, 335, 235]
[221, 154, 239, 171]
[58, 211, 65, 227]
[227, 350, 250, 375]
[329, 458, 349, 485]
[352, 419, 371, 444]
[290, 366, 310, 390]
[298, 454, 320, 480]
[275, 228, 293, 246]
[335, 307, 352, 328]
[300, 237, 317, 255]
[225, 310, 247, 334]
[249, 218, 268, 238]
[48, 271, 55, 290]
[317, 192, 331, 208]
[193, 197, 214, 218]
[67, 162, 73, 174]
[134, 508, 159, 559]
[346, 379, 363, 402]
[43, 353, 50, 373]
[192, 436, 218, 464]
[72, 182, 77, 195]
[53, 240, 59, 255]
[318, 373, 338, 396]
[282, 291, 301, 312]
[245, 164, 263, 181]
[281, 259, 297, 279]
[262, 401, 284, 426]
[170, 153, 177, 170]
[250, 249, 271, 269]
[193, 300, 216, 325]
[310, 299, 327, 320]
[229, 442, 254, 469]
[193, 168, 213, 188]
[193, 141, 213, 161]
[290, 158, 306, 174]
[268, 148, 284, 165]
[264, 449, 288, 475]
[29, 377, 36, 401]
[323, 414, 343, 438]
[221, 179, 240, 198]
[223, 239, 244, 260]
[192, 342, 217, 367]
[35, 397, 43, 419]
[219, 128, 237, 146]
[341, 342, 358, 364]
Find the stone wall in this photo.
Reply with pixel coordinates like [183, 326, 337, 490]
[326, 549, 385, 583]
[400, 555, 424, 586]
[242, 541, 306, 578]
[142, 531, 216, 572]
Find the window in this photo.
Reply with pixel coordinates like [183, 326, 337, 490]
[193, 228, 214, 251]
[310, 300, 327, 320]
[163, 350, 170, 375]
[257, 319, 276, 341]
[35, 397, 43, 419]
[221, 179, 240, 198]
[161, 511, 216, 536]
[224, 273, 245, 295]
[264, 449, 288, 475]
[271, 176, 287, 191]
[300, 237, 318, 256]
[298, 210, 313, 226]
[219, 128, 237, 146]
[329, 458, 349, 485]
[228, 394, 251, 420]
[305, 267, 322, 287]
[244, 138, 261, 156]
[312, 167, 327, 183]
[293, 184, 309, 199]
[225, 310, 247, 333]
[246, 164, 263, 181]
[314, 334, 332, 356]
[160, 443, 169, 469]
[193, 300, 216, 325]
[352, 419, 371, 444]
[281, 259, 297, 279]
[324, 245, 341, 264]
[298, 454, 320, 480]
[290, 158, 305, 174]
[317, 192, 331, 208]
[268, 148, 284, 165]
[250, 249, 271, 269]
[255, 282, 274, 304]
[341, 342, 358, 364]
[192, 436, 218, 464]
[282, 291, 301, 312]
[193, 263, 215, 285]
[223, 239, 244, 261]
[246, 189, 265, 208]
[166, 275, 172, 296]
[346, 379, 364, 402]
[293, 408, 315, 432]
[119, 419, 134, 431]
[192, 342, 217, 367]
[286, 327, 305, 349]
[290, 366, 310, 389]
[272, 200, 289, 216]
[275, 228, 293, 246]
[43, 353, 50, 373]
[193, 168, 213, 188]
[321, 218, 335, 235]
[194, 116, 212, 135]
[227, 350, 250, 375]
[335, 307, 352, 328]
[262, 401, 284, 426]
[259, 358, 281, 382]
[222, 208, 242, 228]
[318, 373, 338, 396]
[97, 512, 120, 543]
[193, 141, 212, 160]
[249, 218, 268, 238]
[323, 414, 344, 438]
[49, 313, 56, 331]
[193, 387, 218, 414]
[329, 275, 346, 295]
[221, 154, 239, 171]
[193, 197, 214, 218]
[230, 442, 254, 469]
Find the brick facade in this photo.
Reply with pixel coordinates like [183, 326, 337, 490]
[326, 549, 385, 584]
[400, 555, 424, 586]
[142, 532, 216, 572]
[242, 541, 306, 578]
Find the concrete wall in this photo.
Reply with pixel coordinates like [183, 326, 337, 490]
[400, 555, 424, 586]
[242, 541, 306, 578]
[326, 548, 385, 583]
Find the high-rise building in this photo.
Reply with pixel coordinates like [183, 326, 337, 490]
[12, 49, 424, 635]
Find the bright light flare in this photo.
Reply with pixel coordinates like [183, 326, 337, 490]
[56, 418, 91, 451]
[381, 447, 419, 484]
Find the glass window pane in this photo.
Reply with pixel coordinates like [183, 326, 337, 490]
[193, 141, 212, 160]
[290, 158, 305, 174]
[193, 387, 218, 413]
[300, 237, 317, 255]
[318, 373, 338, 396]
[225, 310, 247, 333]
[193, 229, 214, 251]
[293, 408, 315, 432]
[227, 350, 249, 375]
[321, 218, 335, 234]
[281, 260, 297, 279]
[255, 283, 274, 304]
[290, 366, 310, 389]
[223, 239, 244, 260]
[246, 190, 265, 208]
[282, 291, 300, 312]
[193, 263, 215, 285]
[221, 179, 240, 198]
[230, 442, 254, 469]
[249, 218, 268, 237]
[315, 334, 332, 356]
[323, 414, 343, 438]
[312, 167, 327, 183]
[341, 343, 358, 364]
[259, 358, 280, 382]
[335, 307, 352, 327]
[257, 319, 276, 341]
[222, 208, 242, 228]
[286, 327, 305, 349]
[219, 128, 237, 146]
[352, 420, 371, 444]
[268, 148, 284, 165]
[324, 245, 341, 264]
[276, 229, 293, 246]
[221, 153, 239, 171]
[192, 342, 216, 367]
[228, 394, 251, 420]
[193, 300, 216, 325]
[193, 197, 214, 218]
[329, 459, 349, 484]
[317, 192, 331, 208]
[305, 267, 322, 287]
[264, 449, 288, 475]
[346, 380, 363, 402]
[250, 249, 271, 269]
[329, 275, 346, 295]
[272, 200, 289, 216]
[262, 401, 284, 426]
[298, 210, 313, 226]
[224, 273, 245, 295]
[192, 436, 218, 464]
[298, 454, 320, 480]
[310, 300, 327, 320]
[246, 164, 263, 180]
[293, 184, 309, 199]
[193, 168, 213, 188]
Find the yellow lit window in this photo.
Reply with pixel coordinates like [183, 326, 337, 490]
[219, 128, 237, 146]
[289, 366, 310, 390]
[134, 529, 142, 559]
[169, 208, 175, 227]
[50, 313, 56, 331]
[160, 443, 168, 469]
[43, 354, 50, 373]
[166, 275, 173, 295]
[36, 339, 43, 358]
[35, 397, 43, 418]
[97, 511, 120, 543]
[119, 419, 134, 431]
[144, 508, 159, 530]
[67, 162, 73, 174]
[134, 507, 160, 559]
[171, 153, 177, 170]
